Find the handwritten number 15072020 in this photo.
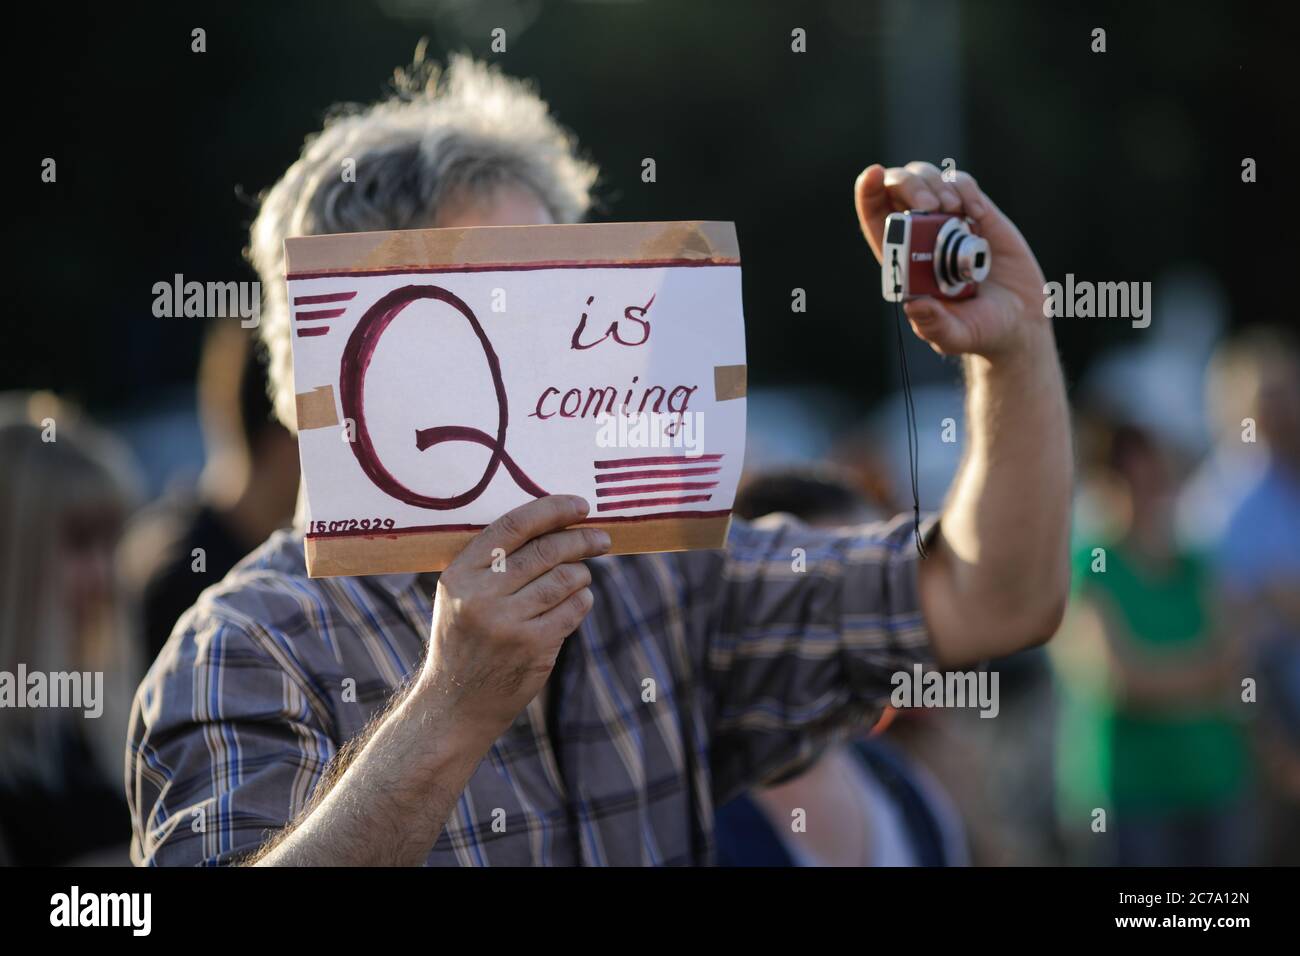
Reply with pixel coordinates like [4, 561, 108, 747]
[310, 517, 397, 534]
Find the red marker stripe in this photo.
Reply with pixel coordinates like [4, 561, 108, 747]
[296, 327, 329, 338]
[295, 308, 347, 321]
[593, 454, 723, 469]
[595, 467, 720, 483]
[294, 291, 357, 305]
[596, 494, 713, 512]
[596, 481, 718, 497]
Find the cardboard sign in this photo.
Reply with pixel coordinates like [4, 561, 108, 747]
[284, 221, 747, 577]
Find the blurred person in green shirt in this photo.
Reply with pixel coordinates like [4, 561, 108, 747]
[1054, 420, 1250, 865]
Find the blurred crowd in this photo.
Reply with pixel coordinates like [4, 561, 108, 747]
[2, 316, 1297, 867]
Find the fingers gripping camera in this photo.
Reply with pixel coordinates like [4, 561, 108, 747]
[881, 211, 991, 302]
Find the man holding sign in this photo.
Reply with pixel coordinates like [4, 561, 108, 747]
[127, 56, 1071, 866]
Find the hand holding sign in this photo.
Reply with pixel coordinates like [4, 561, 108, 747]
[420, 494, 609, 735]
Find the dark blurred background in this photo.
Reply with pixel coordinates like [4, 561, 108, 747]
[9, 0, 1289, 441]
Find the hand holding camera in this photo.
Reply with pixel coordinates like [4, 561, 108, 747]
[880, 211, 990, 302]
[854, 161, 1049, 358]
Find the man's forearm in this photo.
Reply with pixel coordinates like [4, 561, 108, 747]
[247, 495, 606, 866]
[924, 323, 1073, 665]
[249, 677, 496, 866]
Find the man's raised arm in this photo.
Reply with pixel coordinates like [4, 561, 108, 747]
[854, 162, 1073, 667]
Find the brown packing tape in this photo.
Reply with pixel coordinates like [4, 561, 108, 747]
[714, 364, 748, 401]
[305, 515, 733, 577]
[285, 221, 740, 275]
[295, 385, 340, 430]
[637, 221, 738, 262]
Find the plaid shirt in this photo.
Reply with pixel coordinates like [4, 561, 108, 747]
[127, 514, 933, 866]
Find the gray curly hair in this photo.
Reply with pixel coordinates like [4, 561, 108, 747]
[248, 51, 598, 429]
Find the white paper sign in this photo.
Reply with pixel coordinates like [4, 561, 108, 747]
[284, 221, 746, 576]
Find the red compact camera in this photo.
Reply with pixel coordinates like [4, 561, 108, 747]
[880, 211, 991, 302]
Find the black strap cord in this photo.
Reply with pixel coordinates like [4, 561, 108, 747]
[891, 250, 928, 559]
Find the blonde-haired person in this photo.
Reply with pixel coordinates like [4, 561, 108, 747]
[0, 392, 142, 865]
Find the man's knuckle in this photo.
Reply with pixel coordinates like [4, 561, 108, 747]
[566, 589, 594, 627]
[549, 565, 574, 592]
[558, 562, 588, 591]
[534, 577, 563, 607]
[494, 511, 524, 542]
[533, 535, 559, 567]
[540, 496, 570, 526]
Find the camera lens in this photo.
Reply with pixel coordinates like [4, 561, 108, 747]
[933, 217, 992, 294]
[953, 235, 991, 284]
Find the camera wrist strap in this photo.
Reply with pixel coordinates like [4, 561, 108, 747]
[891, 251, 928, 559]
